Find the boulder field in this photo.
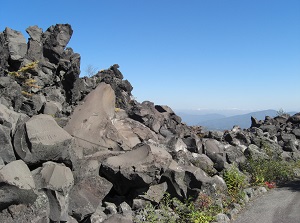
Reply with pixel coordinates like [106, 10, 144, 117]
[0, 24, 300, 222]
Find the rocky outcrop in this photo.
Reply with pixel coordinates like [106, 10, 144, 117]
[0, 24, 299, 223]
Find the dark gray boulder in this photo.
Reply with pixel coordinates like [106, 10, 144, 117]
[0, 160, 37, 210]
[0, 125, 16, 164]
[100, 143, 172, 195]
[26, 25, 43, 61]
[69, 176, 112, 221]
[42, 24, 73, 64]
[5, 27, 27, 69]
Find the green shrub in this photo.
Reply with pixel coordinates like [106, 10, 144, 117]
[223, 165, 247, 202]
[135, 192, 220, 223]
[241, 157, 295, 185]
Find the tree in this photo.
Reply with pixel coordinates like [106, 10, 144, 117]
[85, 64, 98, 77]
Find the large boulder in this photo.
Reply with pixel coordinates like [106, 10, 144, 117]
[64, 82, 129, 151]
[42, 24, 73, 64]
[14, 114, 73, 165]
[5, 27, 27, 66]
[0, 160, 37, 210]
[0, 191, 50, 223]
[203, 139, 226, 171]
[69, 176, 113, 221]
[26, 25, 43, 61]
[32, 161, 74, 222]
[100, 142, 173, 195]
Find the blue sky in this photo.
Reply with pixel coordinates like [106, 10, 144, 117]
[1, 0, 299, 111]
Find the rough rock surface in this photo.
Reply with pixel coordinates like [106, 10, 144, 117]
[0, 24, 299, 222]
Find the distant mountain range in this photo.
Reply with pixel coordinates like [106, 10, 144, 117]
[176, 109, 296, 130]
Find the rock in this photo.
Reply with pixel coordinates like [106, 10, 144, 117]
[100, 143, 172, 195]
[292, 128, 300, 139]
[0, 76, 24, 111]
[103, 213, 133, 223]
[244, 144, 269, 160]
[69, 176, 113, 221]
[0, 125, 16, 163]
[161, 160, 210, 199]
[32, 162, 74, 222]
[203, 139, 226, 171]
[13, 114, 73, 165]
[215, 213, 230, 223]
[139, 182, 168, 203]
[42, 24, 73, 64]
[0, 32, 9, 73]
[0, 191, 50, 223]
[64, 83, 122, 150]
[224, 145, 246, 164]
[288, 113, 300, 124]
[43, 100, 62, 116]
[0, 160, 37, 210]
[5, 27, 27, 63]
[26, 25, 43, 61]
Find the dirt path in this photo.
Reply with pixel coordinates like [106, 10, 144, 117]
[232, 180, 300, 223]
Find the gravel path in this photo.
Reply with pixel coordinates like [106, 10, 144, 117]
[232, 180, 300, 223]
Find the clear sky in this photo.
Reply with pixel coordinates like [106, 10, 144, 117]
[1, 0, 299, 111]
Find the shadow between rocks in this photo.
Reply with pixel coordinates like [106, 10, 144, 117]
[277, 178, 300, 192]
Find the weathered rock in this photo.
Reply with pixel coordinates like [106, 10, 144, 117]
[224, 145, 246, 164]
[0, 191, 50, 223]
[14, 114, 73, 165]
[69, 176, 113, 221]
[26, 25, 43, 61]
[0, 125, 15, 163]
[288, 113, 300, 124]
[0, 160, 37, 210]
[0, 76, 24, 111]
[161, 160, 211, 199]
[203, 139, 226, 171]
[100, 143, 172, 195]
[5, 27, 27, 64]
[64, 83, 123, 151]
[244, 144, 269, 160]
[42, 24, 73, 64]
[139, 182, 168, 203]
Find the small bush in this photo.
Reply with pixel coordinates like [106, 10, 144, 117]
[223, 165, 247, 202]
[241, 157, 295, 185]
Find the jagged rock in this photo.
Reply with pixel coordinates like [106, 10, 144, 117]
[191, 153, 217, 175]
[42, 24, 73, 64]
[244, 144, 269, 160]
[100, 142, 172, 195]
[292, 128, 300, 139]
[288, 113, 300, 124]
[161, 160, 211, 199]
[0, 104, 28, 133]
[69, 176, 113, 221]
[13, 114, 73, 165]
[0, 125, 16, 163]
[32, 162, 74, 222]
[26, 25, 43, 61]
[203, 139, 226, 171]
[0, 76, 24, 111]
[0, 32, 9, 73]
[5, 27, 27, 66]
[0, 191, 50, 223]
[224, 145, 246, 164]
[43, 100, 62, 116]
[0, 160, 37, 210]
[139, 182, 168, 203]
[102, 213, 133, 223]
[64, 82, 122, 150]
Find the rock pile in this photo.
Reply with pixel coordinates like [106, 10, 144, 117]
[0, 24, 299, 222]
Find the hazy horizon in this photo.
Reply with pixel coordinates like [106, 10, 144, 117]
[1, 0, 299, 112]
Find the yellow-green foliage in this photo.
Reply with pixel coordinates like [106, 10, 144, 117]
[8, 61, 39, 97]
[223, 165, 247, 202]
